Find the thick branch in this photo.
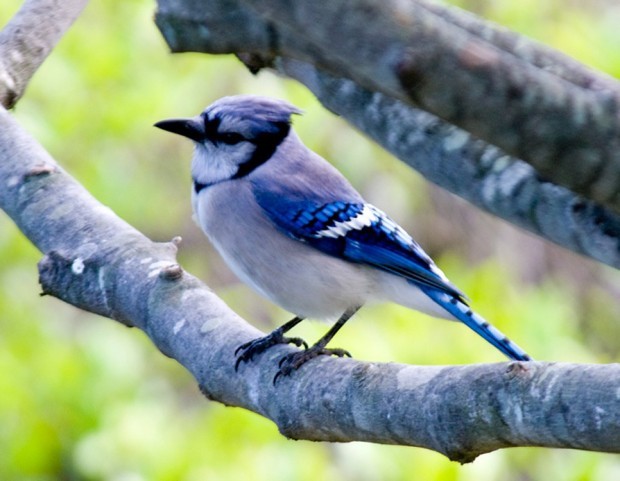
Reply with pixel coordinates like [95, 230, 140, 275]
[155, 0, 620, 213]
[1, 107, 620, 461]
[416, 0, 619, 93]
[278, 59, 620, 269]
[0, 0, 89, 109]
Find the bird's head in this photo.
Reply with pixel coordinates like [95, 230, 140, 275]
[155, 95, 301, 189]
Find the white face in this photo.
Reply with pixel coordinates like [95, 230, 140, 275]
[183, 97, 296, 188]
[191, 138, 256, 187]
[157, 96, 300, 188]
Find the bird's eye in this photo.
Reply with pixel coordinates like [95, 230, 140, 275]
[219, 132, 245, 145]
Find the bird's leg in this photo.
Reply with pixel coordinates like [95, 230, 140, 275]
[235, 316, 307, 370]
[274, 306, 361, 384]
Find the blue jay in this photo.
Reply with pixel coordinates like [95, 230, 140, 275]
[155, 95, 531, 381]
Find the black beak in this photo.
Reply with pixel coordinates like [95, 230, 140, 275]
[154, 117, 205, 142]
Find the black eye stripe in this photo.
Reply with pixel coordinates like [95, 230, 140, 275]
[203, 115, 220, 138]
[233, 122, 290, 179]
[217, 132, 245, 145]
[202, 115, 247, 145]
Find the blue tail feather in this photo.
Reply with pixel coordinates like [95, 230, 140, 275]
[422, 287, 532, 362]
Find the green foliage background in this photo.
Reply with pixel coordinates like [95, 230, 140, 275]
[1, 0, 619, 479]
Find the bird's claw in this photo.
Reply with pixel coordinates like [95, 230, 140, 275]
[273, 346, 351, 385]
[234, 331, 308, 371]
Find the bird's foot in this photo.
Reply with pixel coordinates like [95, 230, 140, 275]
[273, 345, 351, 385]
[235, 329, 308, 371]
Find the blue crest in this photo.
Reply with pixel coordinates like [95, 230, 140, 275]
[203, 95, 302, 140]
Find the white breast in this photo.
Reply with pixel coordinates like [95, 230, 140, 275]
[192, 181, 377, 320]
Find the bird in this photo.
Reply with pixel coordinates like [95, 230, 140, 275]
[155, 94, 532, 382]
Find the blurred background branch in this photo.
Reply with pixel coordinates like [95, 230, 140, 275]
[0, 0, 89, 109]
[279, 59, 620, 269]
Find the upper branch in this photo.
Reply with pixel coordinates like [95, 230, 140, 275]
[416, 0, 619, 93]
[279, 59, 620, 269]
[155, 0, 620, 214]
[154, 0, 620, 269]
[1, 106, 620, 461]
[0, 0, 89, 109]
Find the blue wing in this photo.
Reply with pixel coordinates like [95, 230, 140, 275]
[255, 195, 467, 302]
[256, 195, 532, 362]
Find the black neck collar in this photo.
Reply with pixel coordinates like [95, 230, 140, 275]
[232, 123, 290, 179]
[194, 180, 211, 194]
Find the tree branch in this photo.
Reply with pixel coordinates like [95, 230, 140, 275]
[0, 0, 89, 109]
[415, 0, 619, 93]
[155, 0, 620, 214]
[278, 59, 620, 269]
[1, 106, 620, 461]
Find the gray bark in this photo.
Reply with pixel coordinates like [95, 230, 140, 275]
[0, 0, 89, 108]
[279, 59, 620, 269]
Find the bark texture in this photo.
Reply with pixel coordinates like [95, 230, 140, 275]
[0, 0, 89, 108]
[282, 60, 620, 268]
